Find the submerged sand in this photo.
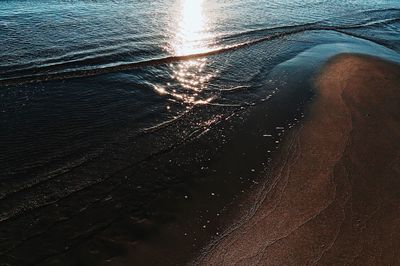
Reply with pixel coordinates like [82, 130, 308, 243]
[197, 54, 400, 265]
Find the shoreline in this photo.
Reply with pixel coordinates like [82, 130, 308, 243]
[196, 53, 400, 265]
[3, 34, 400, 265]
[2, 2, 400, 264]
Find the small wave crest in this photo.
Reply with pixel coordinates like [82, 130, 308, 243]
[1, 8, 399, 87]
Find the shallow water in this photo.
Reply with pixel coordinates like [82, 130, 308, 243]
[1, 1, 400, 265]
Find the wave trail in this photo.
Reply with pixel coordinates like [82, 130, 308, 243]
[1, 20, 398, 87]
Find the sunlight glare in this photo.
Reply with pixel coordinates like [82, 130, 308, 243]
[156, 0, 215, 106]
[175, 0, 206, 55]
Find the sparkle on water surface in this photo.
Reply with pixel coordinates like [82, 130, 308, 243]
[156, 0, 215, 106]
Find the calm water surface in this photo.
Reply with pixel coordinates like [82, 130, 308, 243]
[1, 0, 400, 265]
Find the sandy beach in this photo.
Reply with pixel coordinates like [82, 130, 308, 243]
[197, 54, 400, 265]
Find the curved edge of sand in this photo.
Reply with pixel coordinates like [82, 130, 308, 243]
[194, 53, 400, 265]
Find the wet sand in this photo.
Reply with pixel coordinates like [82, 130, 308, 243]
[196, 54, 400, 265]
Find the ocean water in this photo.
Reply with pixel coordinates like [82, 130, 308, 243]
[1, 0, 400, 265]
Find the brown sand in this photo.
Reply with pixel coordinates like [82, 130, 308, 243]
[196, 54, 400, 265]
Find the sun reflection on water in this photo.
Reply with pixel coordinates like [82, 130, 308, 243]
[155, 0, 215, 106]
[175, 0, 206, 56]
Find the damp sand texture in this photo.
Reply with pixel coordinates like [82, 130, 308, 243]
[197, 54, 400, 266]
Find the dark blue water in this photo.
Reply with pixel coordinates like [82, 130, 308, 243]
[1, 1, 400, 265]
